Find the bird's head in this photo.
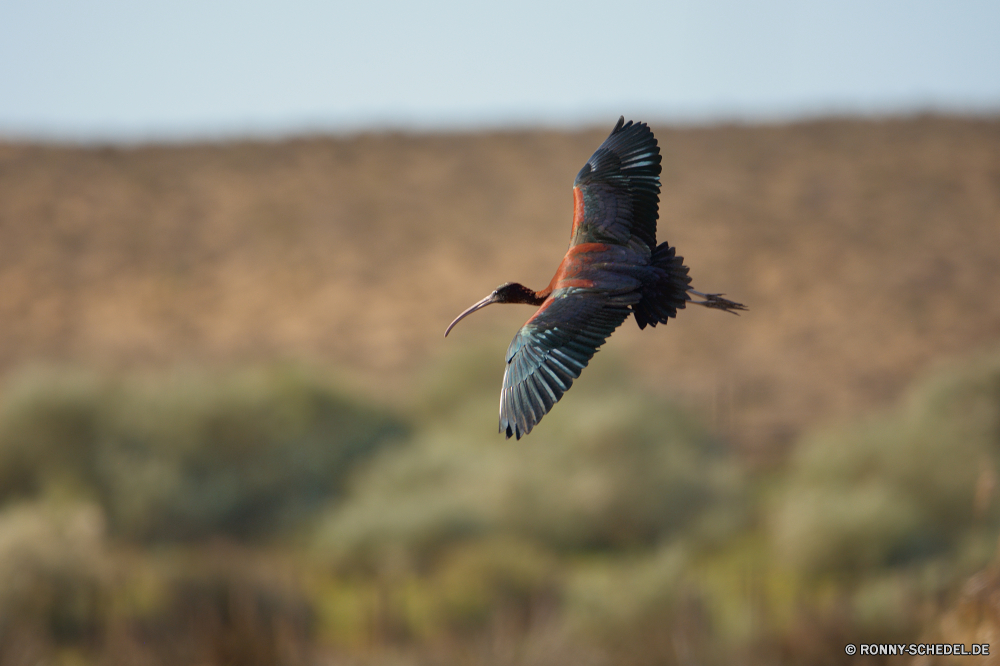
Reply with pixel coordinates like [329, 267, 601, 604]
[444, 282, 538, 337]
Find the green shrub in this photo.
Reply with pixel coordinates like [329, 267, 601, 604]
[0, 370, 108, 502]
[772, 349, 1000, 576]
[0, 501, 108, 652]
[564, 543, 688, 631]
[0, 366, 408, 541]
[430, 537, 559, 634]
[314, 349, 746, 566]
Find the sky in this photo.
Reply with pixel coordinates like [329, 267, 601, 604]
[1, 0, 998, 141]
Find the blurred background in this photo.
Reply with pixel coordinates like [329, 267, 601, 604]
[1, 1, 1000, 664]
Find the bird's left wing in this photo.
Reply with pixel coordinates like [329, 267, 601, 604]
[570, 117, 661, 252]
[499, 288, 634, 439]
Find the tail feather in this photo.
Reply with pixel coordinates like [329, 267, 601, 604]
[633, 242, 692, 330]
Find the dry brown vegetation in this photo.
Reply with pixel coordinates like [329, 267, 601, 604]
[2, 115, 999, 455]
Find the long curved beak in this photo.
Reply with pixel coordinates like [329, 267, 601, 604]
[444, 293, 496, 337]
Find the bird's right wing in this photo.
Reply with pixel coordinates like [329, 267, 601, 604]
[499, 288, 635, 439]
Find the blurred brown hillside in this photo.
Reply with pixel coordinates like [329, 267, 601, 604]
[1, 116, 999, 453]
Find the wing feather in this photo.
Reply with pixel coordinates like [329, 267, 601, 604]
[499, 289, 633, 439]
[571, 117, 662, 251]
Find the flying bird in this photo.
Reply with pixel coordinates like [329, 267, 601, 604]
[445, 117, 745, 439]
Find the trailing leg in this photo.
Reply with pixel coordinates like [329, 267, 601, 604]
[687, 289, 747, 314]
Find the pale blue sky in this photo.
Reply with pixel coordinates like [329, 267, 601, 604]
[1, 0, 998, 141]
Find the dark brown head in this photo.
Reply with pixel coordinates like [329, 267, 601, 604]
[444, 282, 541, 337]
